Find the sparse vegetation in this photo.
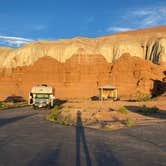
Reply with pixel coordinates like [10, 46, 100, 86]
[125, 118, 135, 127]
[45, 105, 61, 122]
[117, 106, 129, 114]
[45, 98, 163, 131]
[138, 105, 159, 115]
[45, 105, 74, 125]
[98, 120, 107, 128]
[0, 101, 28, 110]
[62, 115, 73, 126]
[12, 101, 28, 107]
[0, 101, 6, 108]
[135, 92, 152, 102]
[103, 126, 113, 131]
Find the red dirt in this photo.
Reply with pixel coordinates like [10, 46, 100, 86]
[52, 97, 166, 130]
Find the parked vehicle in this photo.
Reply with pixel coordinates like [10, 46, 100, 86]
[29, 84, 55, 109]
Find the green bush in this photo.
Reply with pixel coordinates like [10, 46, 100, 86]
[0, 101, 9, 109]
[45, 105, 73, 125]
[0, 101, 28, 110]
[138, 105, 159, 115]
[0, 101, 4, 108]
[14, 101, 28, 107]
[125, 118, 134, 127]
[45, 106, 60, 122]
[117, 106, 129, 114]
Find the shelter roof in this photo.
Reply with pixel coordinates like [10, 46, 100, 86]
[98, 85, 117, 90]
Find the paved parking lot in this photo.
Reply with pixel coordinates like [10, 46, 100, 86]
[0, 107, 165, 166]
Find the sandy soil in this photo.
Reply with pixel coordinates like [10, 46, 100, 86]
[55, 95, 166, 130]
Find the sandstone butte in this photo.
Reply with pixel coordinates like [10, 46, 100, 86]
[0, 26, 166, 100]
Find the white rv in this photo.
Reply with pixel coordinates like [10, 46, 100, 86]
[29, 84, 55, 109]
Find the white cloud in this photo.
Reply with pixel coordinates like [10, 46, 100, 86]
[0, 35, 34, 47]
[159, 7, 166, 15]
[129, 6, 166, 27]
[132, 9, 153, 16]
[107, 27, 133, 33]
[107, 6, 166, 34]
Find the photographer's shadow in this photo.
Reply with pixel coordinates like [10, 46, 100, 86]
[76, 111, 92, 166]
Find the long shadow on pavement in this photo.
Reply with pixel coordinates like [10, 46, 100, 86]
[29, 145, 61, 166]
[94, 142, 122, 166]
[76, 111, 92, 166]
[0, 113, 37, 128]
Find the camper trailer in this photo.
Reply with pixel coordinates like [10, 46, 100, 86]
[29, 84, 55, 109]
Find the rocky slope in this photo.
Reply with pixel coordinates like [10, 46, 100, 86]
[0, 26, 166, 100]
[0, 54, 165, 100]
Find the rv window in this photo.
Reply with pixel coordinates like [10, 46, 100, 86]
[35, 94, 49, 99]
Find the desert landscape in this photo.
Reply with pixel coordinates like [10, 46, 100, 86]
[0, 26, 166, 130]
[0, 0, 166, 165]
[0, 26, 166, 100]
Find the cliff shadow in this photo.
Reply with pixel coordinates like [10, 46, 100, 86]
[54, 99, 67, 108]
[151, 79, 166, 97]
[90, 96, 99, 101]
[125, 105, 166, 119]
[76, 111, 92, 166]
[162, 71, 166, 82]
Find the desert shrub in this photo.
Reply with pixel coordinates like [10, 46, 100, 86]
[0, 101, 10, 109]
[138, 105, 159, 115]
[62, 115, 73, 126]
[13, 101, 28, 107]
[125, 118, 134, 127]
[46, 105, 74, 125]
[54, 105, 63, 110]
[103, 126, 113, 131]
[45, 106, 60, 122]
[117, 106, 129, 114]
[98, 120, 107, 128]
[0, 101, 28, 110]
[0, 101, 4, 108]
[135, 92, 151, 102]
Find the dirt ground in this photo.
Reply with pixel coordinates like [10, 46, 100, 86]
[53, 94, 166, 130]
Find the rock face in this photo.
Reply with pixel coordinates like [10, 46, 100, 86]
[0, 54, 164, 100]
[0, 26, 166, 68]
[0, 26, 166, 100]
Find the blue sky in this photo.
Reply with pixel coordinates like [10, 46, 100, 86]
[0, 0, 166, 47]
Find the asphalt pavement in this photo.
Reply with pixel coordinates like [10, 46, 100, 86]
[0, 107, 165, 166]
